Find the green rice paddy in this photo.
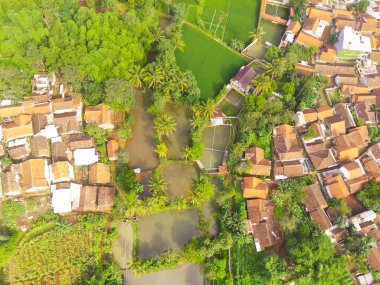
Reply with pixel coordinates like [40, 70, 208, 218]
[176, 24, 248, 100]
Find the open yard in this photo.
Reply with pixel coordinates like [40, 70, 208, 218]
[176, 24, 248, 100]
[199, 125, 231, 170]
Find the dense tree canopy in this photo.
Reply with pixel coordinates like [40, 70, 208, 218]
[357, 180, 380, 211]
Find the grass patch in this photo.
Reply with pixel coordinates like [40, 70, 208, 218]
[176, 24, 248, 100]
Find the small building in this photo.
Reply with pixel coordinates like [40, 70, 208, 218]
[2, 164, 22, 196]
[89, 163, 111, 185]
[334, 27, 371, 60]
[54, 112, 82, 135]
[230, 66, 256, 94]
[324, 173, 350, 198]
[2, 115, 34, 142]
[73, 148, 99, 166]
[51, 139, 68, 163]
[76, 185, 98, 212]
[51, 183, 81, 214]
[107, 140, 119, 161]
[31, 136, 50, 158]
[243, 146, 271, 176]
[302, 183, 328, 213]
[49, 161, 75, 184]
[84, 104, 114, 129]
[324, 115, 346, 136]
[243, 177, 270, 199]
[97, 187, 115, 211]
[20, 159, 50, 193]
[8, 142, 30, 160]
[67, 134, 94, 151]
[310, 208, 332, 230]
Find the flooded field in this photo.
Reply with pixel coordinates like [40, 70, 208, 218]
[138, 209, 200, 258]
[125, 263, 204, 285]
[125, 92, 159, 171]
[162, 103, 193, 159]
[162, 163, 198, 197]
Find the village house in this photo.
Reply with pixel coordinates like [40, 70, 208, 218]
[31, 73, 53, 94]
[97, 187, 115, 211]
[273, 124, 303, 161]
[308, 145, 337, 170]
[51, 183, 81, 214]
[89, 163, 111, 185]
[49, 161, 75, 184]
[362, 156, 380, 180]
[20, 159, 50, 193]
[242, 146, 271, 176]
[280, 20, 301, 48]
[246, 199, 282, 252]
[67, 134, 94, 151]
[107, 140, 119, 161]
[367, 143, 380, 164]
[84, 103, 114, 129]
[335, 27, 372, 60]
[73, 148, 99, 166]
[75, 185, 115, 212]
[243, 177, 271, 199]
[1, 115, 34, 142]
[31, 136, 50, 158]
[7, 138, 30, 160]
[354, 101, 376, 124]
[339, 160, 369, 193]
[54, 112, 82, 135]
[230, 66, 256, 94]
[2, 164, 22, 196]
[51, 139, 69, 163]
[323, 173, 350, 198]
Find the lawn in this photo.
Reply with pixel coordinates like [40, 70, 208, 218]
[176, 24, 248, 100]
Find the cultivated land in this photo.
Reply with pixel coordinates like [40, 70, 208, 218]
[176, 24, 248, 100]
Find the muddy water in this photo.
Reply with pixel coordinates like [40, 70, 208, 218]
[125, 92, 159, 171]
[163, 163, 198, 197]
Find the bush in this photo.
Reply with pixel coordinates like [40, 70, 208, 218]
[357, 180, 380, 211]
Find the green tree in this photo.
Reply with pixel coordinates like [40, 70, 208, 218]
[127, 65, 147, 88]
[249, 25, 265, 43]
[155, 142, 168, 159]
[154, 115, 176, 137]
[289, 0, 308, 20]
[116, 116, 135, 140]
[252, 74, 273, 94]
[60, 65, 84, 93]
[199, 99, 217, 119]
[357, 180, 380, 211]
[205, 258, 227, 280]
[0, 66, 31, 101]
[230, 39, 245, 52]
[1, 200, 26, 229]
[148, 171, 167, 196]
[104, 78, 136, 111]
[304, 128, 317, 140]
[356, 0, 370, 12]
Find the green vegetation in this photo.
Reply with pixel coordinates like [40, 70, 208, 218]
[357, 180, 380, 211]
[84, 123, 108, 162]
[355, 0, 370, 13]
[176, 24, 248, 100]
[304, 128, 317, 140]
[368, 126, 380, 142]
[289, 0, 308, 21]
[1, 201, 26, 229]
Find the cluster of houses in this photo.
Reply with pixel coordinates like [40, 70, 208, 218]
[239, 1, 380, 281]
[0, 73, 120, 217]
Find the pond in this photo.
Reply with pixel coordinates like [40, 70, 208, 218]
[125, 92, 159, 171]
[162, 103, 193, 159]
[138, 209, 200, 258]
[162, 163, 198, 197]
[260, 19, 286, 46]
[243, 43, 268, 59]
[125, 263, 204, 285]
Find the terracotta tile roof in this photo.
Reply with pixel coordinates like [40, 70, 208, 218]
[324, 174, 350, 198]
[347, 175, 370, 194]
[335, 17, 356, 30]
[370, 51, 380, 63]
[305, 139, 326, 153]
[31, 136, 50, 158]
[243, 177, 270, 199]
[0, 101, 33, 118]
[67, 134, 94, 151]
[33, 102, 51, 115]
[31, 114, 47, 134]
[89, 163, 111, 185]
[21, 159, 49, 192]
[302, 17, 319, 32]
[333, 103, 356, 129]
[274, 160, 305, 178]
[77, 186, 97, 211]
[368, 143, 380, 161]
[310, 208, 332, 230]
[244, 146, 271, 176]
[307, 7, 334, 22]
[296, 63, 315, 75]
[50, 161, 73, 183]
[362, 156, 380, 178]
[336, 74, 359, 86]
[97, 187, 115, 211]
[246, 199, 274, 225]
[2, 165, 22, 196]
[333, 9, 355, 19]
[2, 118, 34, 142]
[54, 112, 82, 135]
[317, 106, 334, 119]
[303, 183, 328, 212]
[360, 13, 378, 32]
[368, 247, 380, 271]
[309, 148, 336, 170]
[341, 160, 363, 179]
[319, 47, 337, 63]
[30, 93, 50, 104]
[252, 219, 282, 251]
[365, 73, 380, 89]
[302, 108, 318, 122]
[51, 141, 68, 163]
[84, 104, 114, 129]
[287, 20, 302, 34]
[296, 31, 324, 48]
[8, 144, 29, 160]
[340, 84, 369, 95]
[325, 115, 346, 136]
[107, 140, 119, 161]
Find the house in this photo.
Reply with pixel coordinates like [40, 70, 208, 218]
[31, 114, 47, 135]
[97, 187, 115, 211]
[230, 66, 256, 94]
[20, 159, 50, 193]
[367, 247, 380, 271]
[243, 177, 270, 199]
[274, 160, 307, 179]
[243, 146, 271, 176]
[335, 27, 372, 60]
[362, 156, 380, 179]
[295, 108, 318, 126]
[31, 136, 50, 158]
[49, 161, 75, 184]
[296, 31, 324, 48]
[326, 226, 348, 243]
[2, 164, 22, 196]
[370, 51, 380, 64]
[308, 147, 337, 170]
[273, 124, 303, 161]
[54, 112, 82, 135]
[0, 101, 34, 119]
[324, 173, 350, 198]
[246, 199, 282, 252]
[76, 185, 98, 212]
[339, 160, 369, 193]
[333, 127, 368, 162]
[302, 183, 328, 212]
[368, 143, 380, 164]
[51, 140, 68, 163]
[307, 7, 334, 22]
[2, 116, 34, 142]
[359, 13, 378, 33]
[67, 134, 94, 151]
[280, 20, 301, 47]
[314, 63, 356, 77]
[335, 74, 359, 86]
[51, 183, 81, 214]
[302, 17, 329, 39]
[340, 84, 369, 96]
[317, 106, 334, 120]
[52, 96, 81, 114]
[350, 210, 377, 231]
[333, 103, 356, 129]
[73, 148, 99, 166]
[8, 144, 30, 160]
[32, 73, 52, 94]
[362, 72, 380, 89]
[89, 163, 111, 185]
[310, 208, 332, 230]
[324, 115, 346, 136]
[303, 122, 325, 143]
[355, 101, 376, 123]
[319, 47, 337, 63]
[107, 140, 119, 161]
[84, 104, 114, 129]
[210, 106, 226, 126]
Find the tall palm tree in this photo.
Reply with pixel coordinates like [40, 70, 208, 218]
[252, 74, 272, 94]
[175, 73, 189, 92]
[154, 28, 166, 43]
[182, 146, 193, 161]
[230, 39, 245, 52]
[154, 114, 176, 137]
[199, 99, 217, 119]
[148, 172, 167, 195]
[265, 59, 285, 79]
[145, 68, 164, 88]
[249, 25, 265, 43]
[171, 30, 186, 51]
[155, 142, 168, 159]
[127, 65, 147, 88]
